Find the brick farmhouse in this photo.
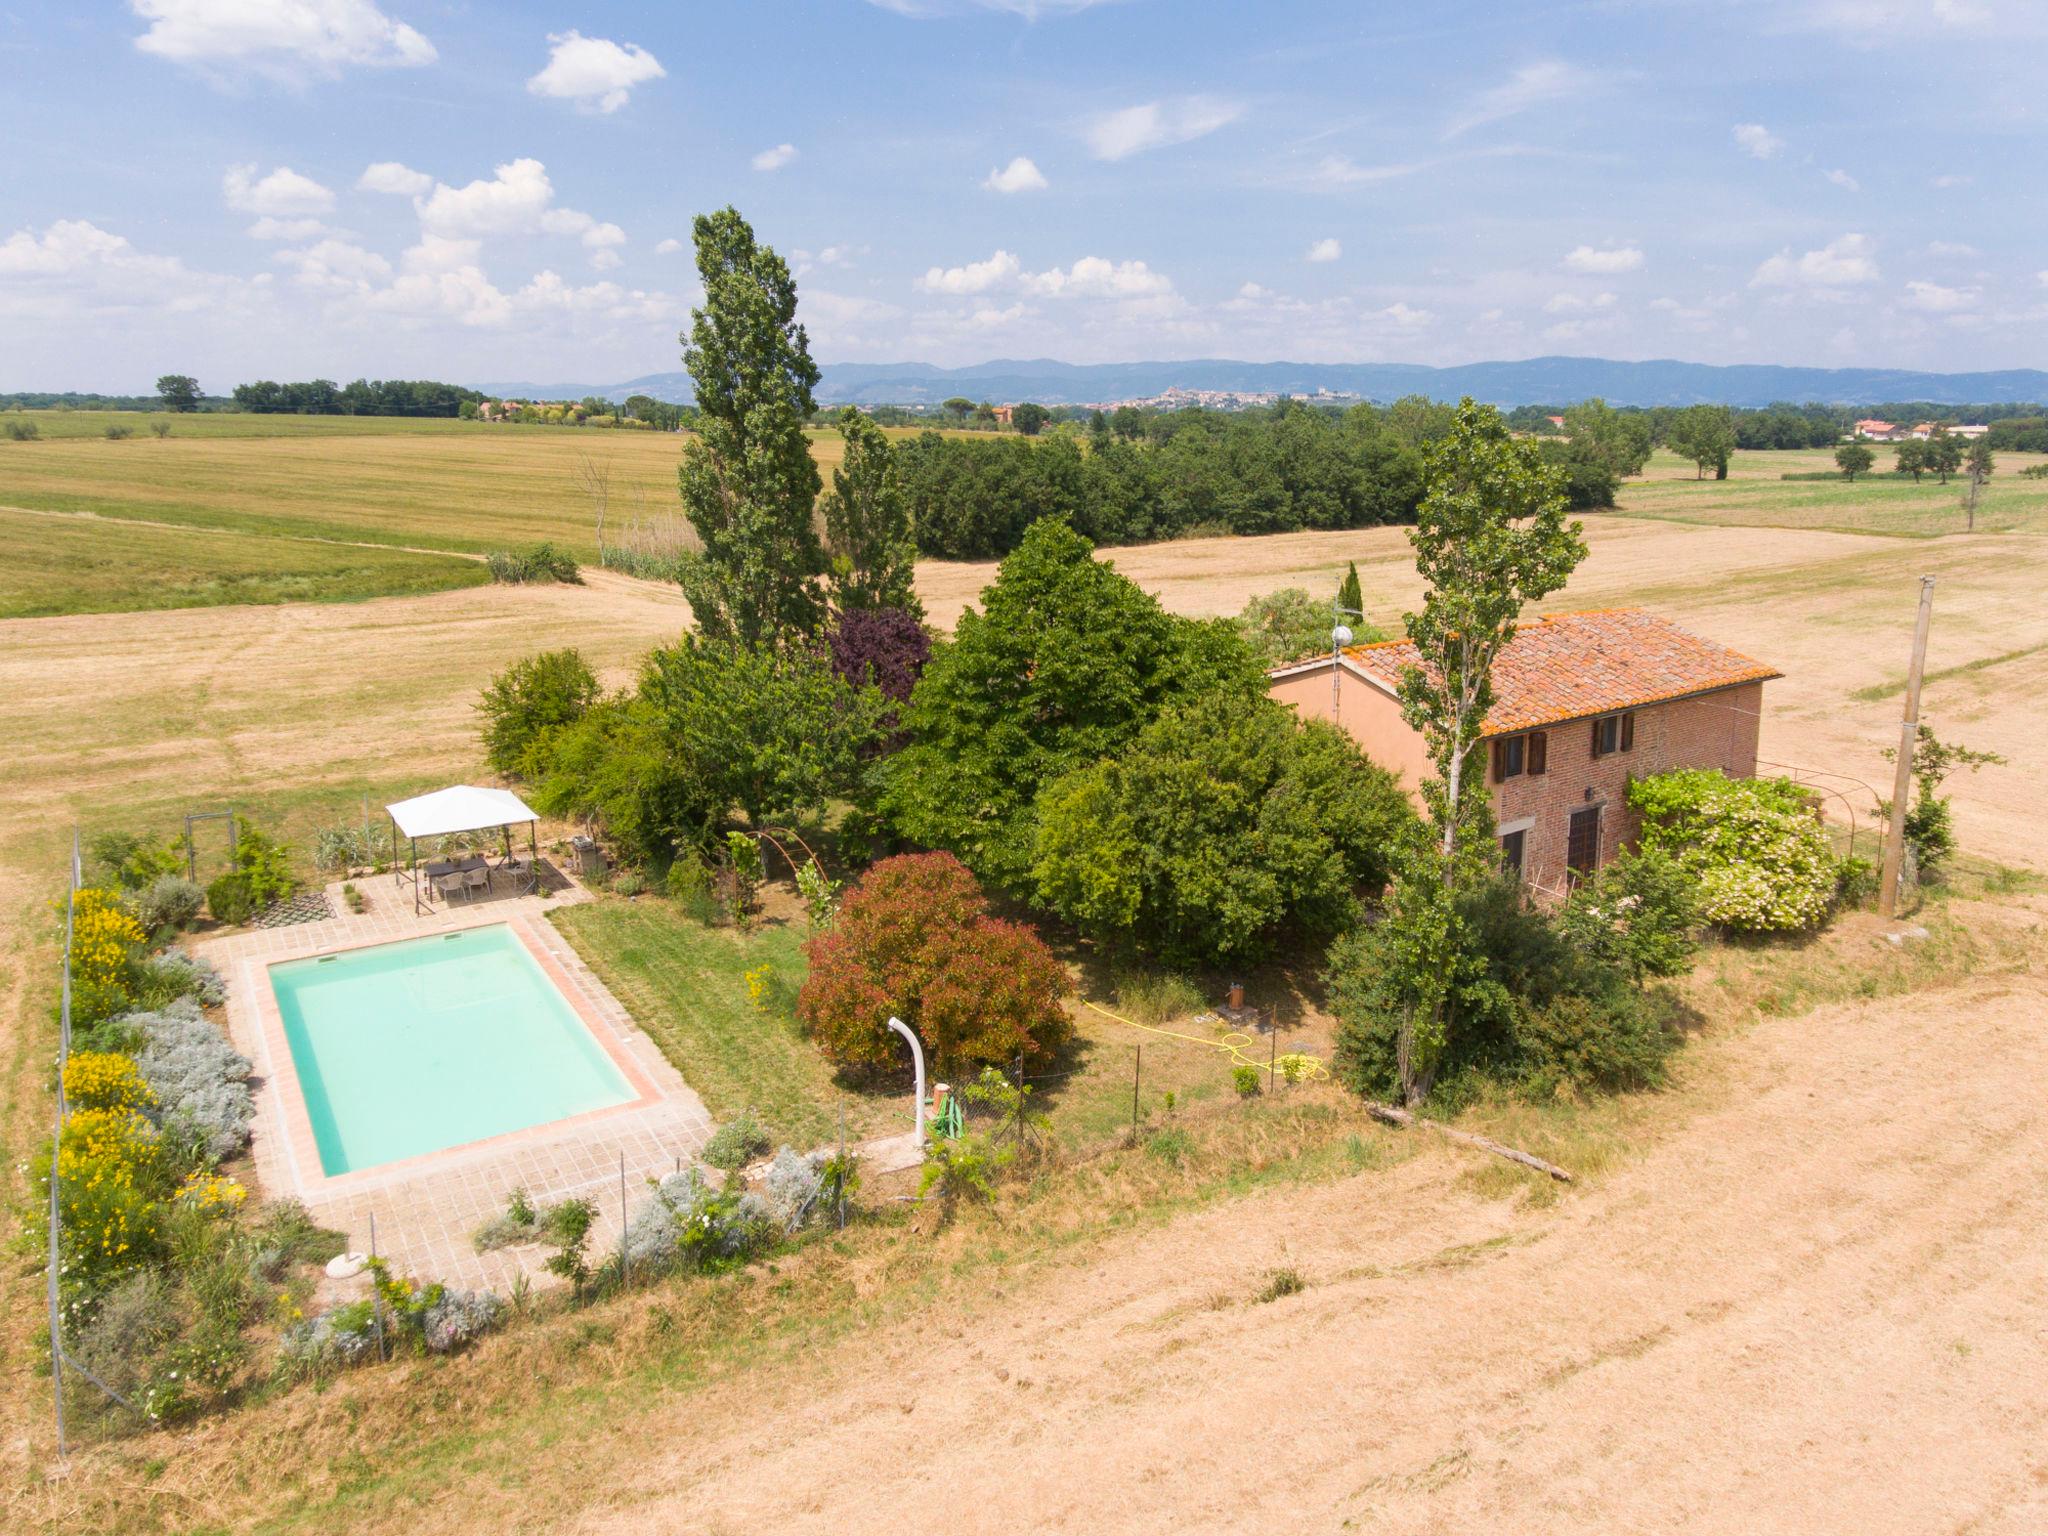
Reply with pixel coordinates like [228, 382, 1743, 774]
[1268, 609, 1780, 895]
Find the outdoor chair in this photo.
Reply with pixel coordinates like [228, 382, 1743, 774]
[436, 872, 468, 904]
[465, 865, 490, 899]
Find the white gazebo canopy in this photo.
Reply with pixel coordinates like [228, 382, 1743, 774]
[386, 784, 539, 841]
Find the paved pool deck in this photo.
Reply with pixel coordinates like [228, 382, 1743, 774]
[195, 876, 715, 1294]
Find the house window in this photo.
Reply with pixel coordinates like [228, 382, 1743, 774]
[1590, 711, 1635, 759]
[1491, 730, 1547, 782]
[1566, 805, 1602, 877]
[1500, 828, 1526, 876]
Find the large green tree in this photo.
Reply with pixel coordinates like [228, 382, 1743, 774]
[674, 207, 826, 644]
[821, 406, 920, 617]
[1384, 398, 1585, 1102]
[885, 518, 1259, 890]
[155, 374, 200, 412]
[1667, 404, 1736, 480]
[1032, 698, 1413, 966]
[641, 637, 889, 827]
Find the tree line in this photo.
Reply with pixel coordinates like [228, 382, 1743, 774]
[229, 378, 488, 416]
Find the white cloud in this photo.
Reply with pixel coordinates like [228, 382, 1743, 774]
[526, 31, 664, 114]
[222, 164, 334, 216]
[1564, 244, 1643, 274]
[1024, 256, 1173, 299]
[1544, 290, 1618, 313]
[914, 249, 1176, 309]
[0, 219, 247, 326]
[1931, 173, 1972, 188]
[2039, 270, 2048, 287]
[358, 160, 433, 196]
[1751, 233, 1880, 288]
[983, 156, 1048, 193]
[1083, 96, 1242, 160]
[246, 216, 329, 241]
[1823, 167, 1860, 191]
[415, 159, 554, 238]
[1305, 237, 1341, 263]
[751, 143, 799, 172]
[1375, 301, 1432, 329]
[655, 237, 682, 255]
[279, 237, 392, 290]
[1902, 279, 1977, 312]
[131, 0, 435, 73]
[917, 249, 1022, 294]
[1444, 60, 1595, 137]
[1733, 123, 1784, 159]
[1925, 240, 1978, 257]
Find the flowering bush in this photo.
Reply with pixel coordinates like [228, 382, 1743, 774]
[797, 852, 1073, 1071]
[45, 1109, 167, 1292]
[175, 1169, 248, 1214]
[64, 1051, 156, 1112]
[621, 1168, 778, 1275]
[68, 887, 147, 988]
[279, 1261, 503, 1374]
[1629, 771, 1836, 933]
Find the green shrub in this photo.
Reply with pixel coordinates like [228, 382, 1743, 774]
[1836, 856, 1878, 909]
[4, 418, 41, 440]
[1115, 969, 1205, 1025]
[610, 870, 647, 898]
[132, 875, 204, 937]
[1629, 770, 1837, 932]
[1556, 846, 1700, 982]
[476, 648, 602, 778]
[485, 542, 582, 584]
[664, 850, 722, 924]
[1513, 985, 1684, 1098]
[1233, 1064, 1262, 1098]
[702, 1108, 771, 1171]
[1255, 1267, 1305, 1303]
[105, 423, 134, 440]
[205, 871, 258, 926]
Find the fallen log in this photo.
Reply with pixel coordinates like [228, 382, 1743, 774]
[1366, 1102, 1574, 1183]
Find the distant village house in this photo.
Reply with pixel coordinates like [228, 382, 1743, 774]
[1268, 609, 1780, 895]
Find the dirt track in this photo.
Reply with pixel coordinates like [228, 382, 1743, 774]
[571, 966, 2048, 1535]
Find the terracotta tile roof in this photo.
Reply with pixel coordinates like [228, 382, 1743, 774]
[1336, 608, 1781, 734]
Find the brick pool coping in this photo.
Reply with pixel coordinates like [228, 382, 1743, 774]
[196, 881, 715, 1292]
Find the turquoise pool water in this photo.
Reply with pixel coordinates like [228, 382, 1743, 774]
[271, 924, 634, 1175]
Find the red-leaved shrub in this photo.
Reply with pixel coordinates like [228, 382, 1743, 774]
[797, 852, 1072, 1070]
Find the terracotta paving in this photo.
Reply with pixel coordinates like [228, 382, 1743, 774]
[194, 875, 715, 1295]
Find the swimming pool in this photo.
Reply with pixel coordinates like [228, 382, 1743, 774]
[270, 924, 635, 1176]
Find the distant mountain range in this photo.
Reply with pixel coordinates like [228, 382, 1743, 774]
[475, 355, 2048, 410]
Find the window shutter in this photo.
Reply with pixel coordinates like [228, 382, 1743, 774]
[1528, 731, 1547, 775]
[1620, 712, 1635, 752]
[1590, 719, 1605, 758]
[1491, 739, 1505, 782]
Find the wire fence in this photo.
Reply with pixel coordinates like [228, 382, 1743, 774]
[46, 828, 141, 1455]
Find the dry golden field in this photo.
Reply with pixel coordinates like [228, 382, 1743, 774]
[5, 422, 2048, 1533]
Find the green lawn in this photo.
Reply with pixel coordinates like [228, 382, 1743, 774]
[1617, 446, 2048, 537]
[0, 506, 490, 618]
[549, 897, 899, 1149]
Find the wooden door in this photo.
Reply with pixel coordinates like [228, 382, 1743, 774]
[1566, 805, 1601, 875]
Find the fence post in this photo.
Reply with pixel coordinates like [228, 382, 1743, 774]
[1130, 1046, 1141, 1142]
[836, 1104, 847, 1232]
[47, 830, 80, 1457]
[369, 1213, 386, 1361]
[618, 1151, 629, 1292]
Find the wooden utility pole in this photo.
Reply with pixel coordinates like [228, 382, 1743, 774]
[1879, 575, 1936, 917]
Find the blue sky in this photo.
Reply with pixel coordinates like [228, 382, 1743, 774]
[2, 0, 2043, 391]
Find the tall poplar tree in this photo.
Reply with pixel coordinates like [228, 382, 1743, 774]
[822, 406, 921, 618]
[1384, 399, 1584, 1102]
[675, 207, 826, 644]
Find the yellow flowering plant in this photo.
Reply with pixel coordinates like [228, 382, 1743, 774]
[66, 887, 146, 988]
[63, 1051, 157, 1113]
[175, 1169, 248, 1214]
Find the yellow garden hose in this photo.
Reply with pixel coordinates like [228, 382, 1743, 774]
[1081, 999, 1330, 1082]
